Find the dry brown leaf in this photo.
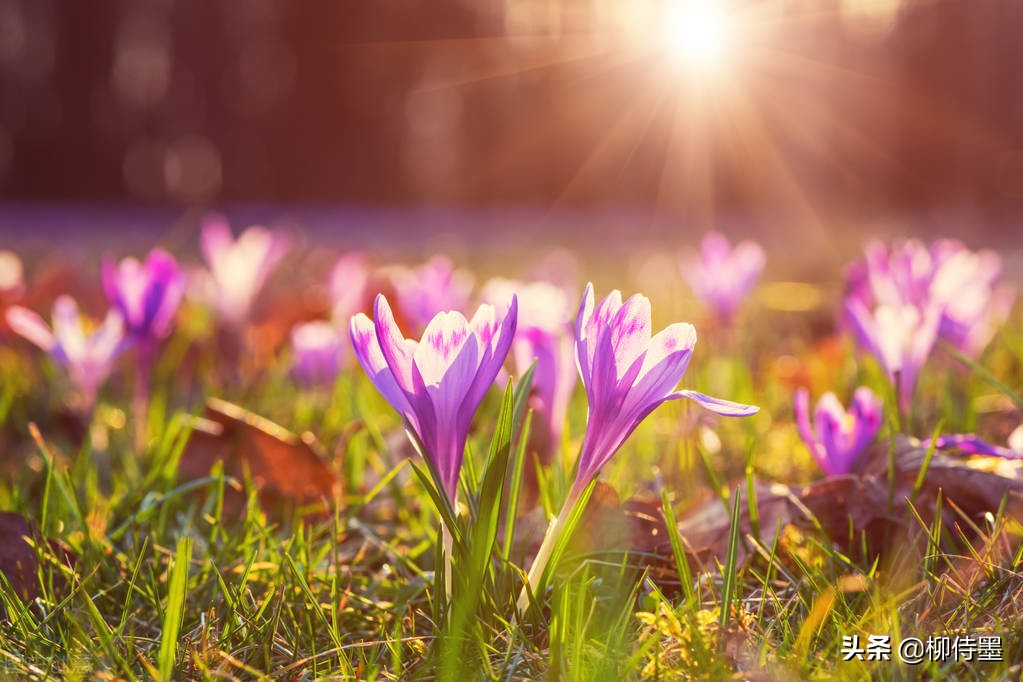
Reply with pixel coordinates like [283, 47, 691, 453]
[179, 398, 339, 513]
[791, 436, 1023, 563]
[676, 480, 800, 569]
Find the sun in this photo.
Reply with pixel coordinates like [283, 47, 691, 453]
[662, 1, 731, 71]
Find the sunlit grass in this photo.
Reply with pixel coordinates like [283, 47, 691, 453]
[0, 261, 1021, 680]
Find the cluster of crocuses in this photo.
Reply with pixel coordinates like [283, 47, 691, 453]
[844, 238, 1014, 412]
[795, 237, 1017, 477]
[4, 219, 292, 428]
[350, 282, 759, 605]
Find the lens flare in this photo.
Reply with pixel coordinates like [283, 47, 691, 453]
[662, 1, 730, 70]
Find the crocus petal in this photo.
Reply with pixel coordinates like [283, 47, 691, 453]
[813, 393, 847, 474]
[414, 312, 480, 438]
[372, 294, 419, 397]
[574, 283, 596, 388]
[608, 294, 652, 380]
[200, 215, 233, 268]
[673, 390, 760, 416]
[52, 296, 86, 363]
[849, 386, 883, 451]
[928, 434, 1022, 459]
[578, 286, 622, 390]
[91, 310, 126, 359]
[794, 388, 826, 469]
[5, 306, 56, 352]
[144, 249, 186, 337]
[460, 297, 518, 425]
[350, 312, 414, 422]
[619, 323, 695, 418]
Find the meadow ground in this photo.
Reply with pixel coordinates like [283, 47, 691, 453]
[0, 213, 1022, 680]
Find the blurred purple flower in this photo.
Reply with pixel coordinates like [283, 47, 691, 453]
[328, 253, 370, 325]
[845, 300, 940, 412]
[928, 243, 1015, 357]
[921, 433, 1022, 459]
[482, 278, 577, 459]
[350, 293, 517, 505]
[845, 238, 1014, 358]
[6, 296, 125, 411]
[197, 216, 290, 327]
[571, 283, 758, 499]
[846, 239, 934, 311]
[291, 321, 343, 388]
[680, 232, 765, 323]
[794, 387, 882, 476]
[102, 248, 185, 353]
[390, 256, 473, 331]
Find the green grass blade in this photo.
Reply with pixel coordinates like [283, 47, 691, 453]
[660, 488, 696, 606]
[158, 536, 192, 681]
[719, 488, 742, 631]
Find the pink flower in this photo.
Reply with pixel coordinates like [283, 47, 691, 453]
[197, 216, 290, 327]
[6, 296, 125, 410]
[328, 253, 370, 325]
[390, 256, 473, 331]
[794, 387, 882, 476]
[571, 284, 758, 498]
[481, 278, 577, 459]
[845, 300, 940, 412]
[290, 321, 343, 388]
[680, 232, 765, 323]
[350, 294, 517, 504]
[928, 244, 1015, 357]
[845, 238, 1014, 359]
[102, 248, 185, 349]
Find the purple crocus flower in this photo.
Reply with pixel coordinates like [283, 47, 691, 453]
[571, 283, 759, 498]
[102, 248, 186, 448]
[390, 256, 473, 331]
[5, 296, 125, 411]
[794, 387, 882, 476]
[481, 278, 577, 460]
[928, 243, 1015, 357]
[290, 321, 343, 388]
[328, 253, 370, 325]
[350, 293, 517, 505]
[845, 238, 1014, 359]
[845, 299, 941, 413]
[517, 283, 758, 613]
[102, 248, 185, 352]
[680, 232, 765, 323]
[197, 216, 290, 327]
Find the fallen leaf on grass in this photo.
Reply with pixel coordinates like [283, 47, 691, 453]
[676, 480, 799, 570]
[179, 398, 339, 512]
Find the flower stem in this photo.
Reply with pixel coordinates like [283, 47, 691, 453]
[133, 352, 152, 453]
[441, 520, 454, 603]
[515, 489, 579, 615]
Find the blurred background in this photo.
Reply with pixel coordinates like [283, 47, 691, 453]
[0, 0, 1021, 253]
